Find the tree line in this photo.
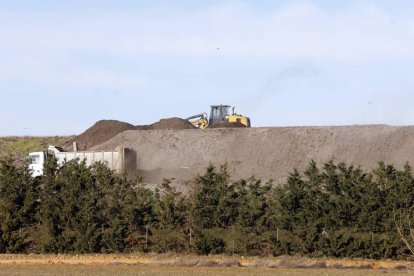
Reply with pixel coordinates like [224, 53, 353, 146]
[0, 156, 413, 259]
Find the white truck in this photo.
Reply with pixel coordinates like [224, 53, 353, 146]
[28, 145, 136, 177]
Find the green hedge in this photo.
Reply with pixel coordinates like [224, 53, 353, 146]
[0, 156, 413, 259]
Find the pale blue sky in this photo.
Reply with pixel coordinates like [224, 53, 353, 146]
[1, 0, 414, 135]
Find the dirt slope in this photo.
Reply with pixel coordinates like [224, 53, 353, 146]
[92, 125, 414, 186]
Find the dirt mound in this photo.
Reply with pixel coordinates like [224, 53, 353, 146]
[62, 118, 194, 151]
[92, 125, 414, 187]
[63, 120, 137, 151]
[137, 117, 194, 130]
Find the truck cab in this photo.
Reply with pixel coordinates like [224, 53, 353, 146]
[28, 151, 47, 177]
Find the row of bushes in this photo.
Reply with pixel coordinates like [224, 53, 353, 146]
[0, 156, 413, 258]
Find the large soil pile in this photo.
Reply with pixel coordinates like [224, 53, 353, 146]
[63, 120, 137, 151]
[92, 125, 414, 187]
[137, 118, 194, 130]
[63, 118, 194, 151]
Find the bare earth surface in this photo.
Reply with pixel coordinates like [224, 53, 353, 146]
[137, 117, 195, 130]
[0, 265, 408, 276]
[63, 118, 194, 151]
[0, 255, 411, 275]
[92, 125, 414, 187]
[63, 120, 137, 151]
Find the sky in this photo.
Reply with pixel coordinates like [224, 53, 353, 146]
[1, 0, 414, 135]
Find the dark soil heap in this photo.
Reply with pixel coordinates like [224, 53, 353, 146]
[63, 120, 137, 151]
[63, 118, 194, 151]
[137, 117, 195, 130]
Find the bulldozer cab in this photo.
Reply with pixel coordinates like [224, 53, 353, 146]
[209, 105, 231, 125]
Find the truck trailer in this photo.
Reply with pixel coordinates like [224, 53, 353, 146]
[28, 145, 136, 177]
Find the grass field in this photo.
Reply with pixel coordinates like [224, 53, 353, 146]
[0, 254, 412, 276]
[0, 136, 71, 158]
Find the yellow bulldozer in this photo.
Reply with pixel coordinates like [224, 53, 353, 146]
[187, 105, 251, 129]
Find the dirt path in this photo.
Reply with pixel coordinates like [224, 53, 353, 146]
[0, 254, 411, 270]
[0, 265, 407, 276]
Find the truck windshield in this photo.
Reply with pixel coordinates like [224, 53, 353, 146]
[28, 155, 40, 165]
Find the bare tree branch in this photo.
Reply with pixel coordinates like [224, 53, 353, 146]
[394, 211, 414, 255]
